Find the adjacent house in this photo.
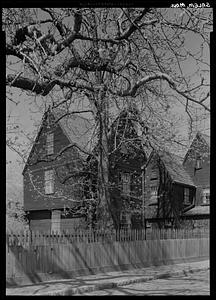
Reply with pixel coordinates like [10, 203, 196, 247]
[143, 131, 210, 230]
[144, 150, 196, 229]
[181, 132, 210, 228]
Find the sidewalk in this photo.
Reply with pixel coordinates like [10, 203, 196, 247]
[6, 259, 209, 296]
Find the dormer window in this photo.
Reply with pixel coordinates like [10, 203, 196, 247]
[46, 132, 54, 155]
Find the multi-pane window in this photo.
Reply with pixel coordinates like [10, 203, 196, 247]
[45, 169, 54, 194]
[149, 185, 158, 204]
[150, 185, 158, 197]
[184, 188, 190, 204]
[150, 170, 158, 181]
[121, 173, 131, 195]
[120, 211, 131, 228]
[195, 156, 202, 169]
[202, 188, 210, 205]
[46, 132, 54, 155]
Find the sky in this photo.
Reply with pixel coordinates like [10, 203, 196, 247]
[6, 7, 211, 203]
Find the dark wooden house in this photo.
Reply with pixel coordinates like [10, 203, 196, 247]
[181, 132, 210, 228]
[85, 108, 148, 229]
[23, 107, 148, 232]
[144, 150, 196, 228]
[23, 107, 94, 233]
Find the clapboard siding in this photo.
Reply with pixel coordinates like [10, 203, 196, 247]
[23, 115, 83, 212]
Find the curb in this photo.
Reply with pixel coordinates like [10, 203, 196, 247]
[42, 265, 209, 295]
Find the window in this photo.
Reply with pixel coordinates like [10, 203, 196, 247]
[51, 210, 61, 233]
[202, 188, 210, 205]
[150, 170, 158, 181]
[46, 132, 54, 155]
[184, 188, 190, 204]
[122, 173, 131, 195]
[149, 185, 158, 204]
[150, 185, 158, 197]
[120, 211, 131, 228]
[45, 169, 54, 194]
[195, 156, 202, 169]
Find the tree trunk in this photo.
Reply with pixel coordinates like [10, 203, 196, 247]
[96, 87, 114, 230]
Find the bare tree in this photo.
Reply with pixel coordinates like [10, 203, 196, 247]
[5, 7, 211, 229]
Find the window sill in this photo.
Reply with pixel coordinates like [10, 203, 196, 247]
[200, 203, 210, 206]
[148, 202, 158, 206]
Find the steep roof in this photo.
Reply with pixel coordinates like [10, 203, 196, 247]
[181, 205, 209, 216]
[22, 107, 96, 174]
[109, 108, 149, 157]
[146, 150, 196, 187]
[183, 131, 210, 164]
[51, 107, 96, 154]
[198, 132, 210, 148]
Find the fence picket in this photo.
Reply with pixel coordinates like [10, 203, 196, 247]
[6, 227, 209, 284]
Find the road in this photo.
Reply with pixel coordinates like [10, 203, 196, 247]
[81, 270, 210, 295]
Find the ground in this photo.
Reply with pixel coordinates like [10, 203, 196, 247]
[80, 269, 210, 295]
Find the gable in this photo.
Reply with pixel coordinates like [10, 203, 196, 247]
[22, 110, 82, 174]
[146, 150, 196, 187]
[183, 132, 210, 164]
[109, 109, 147, 159]
[51, 108, 96, 155]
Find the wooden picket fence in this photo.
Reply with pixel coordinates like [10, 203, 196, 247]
[6, 228, 209, 286]
[6, 227, 209, 246]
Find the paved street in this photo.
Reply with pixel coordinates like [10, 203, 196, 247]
[6, 260, 209, 296]
[81, 270, 210, 295]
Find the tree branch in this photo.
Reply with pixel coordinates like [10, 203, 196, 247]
[116, 8, 151, 40]
[29, 143, 93, 167]
[6, 74, 56, 96]
[6, 74, 95, 96]
[54, 57, 117, 77]
[54, 110, 94, 123]
[40, 8, 66, 36]
[110, 73, 177, 97]
[109, 72, 210, 111]
[6, 44, 24, 60]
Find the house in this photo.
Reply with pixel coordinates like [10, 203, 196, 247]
[181, 132, 210, 228]
[23, 107, 95, 233]
[23, 106, 148, 232]
[143, 150, 196, 229]
[84, 108, 148, 229]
